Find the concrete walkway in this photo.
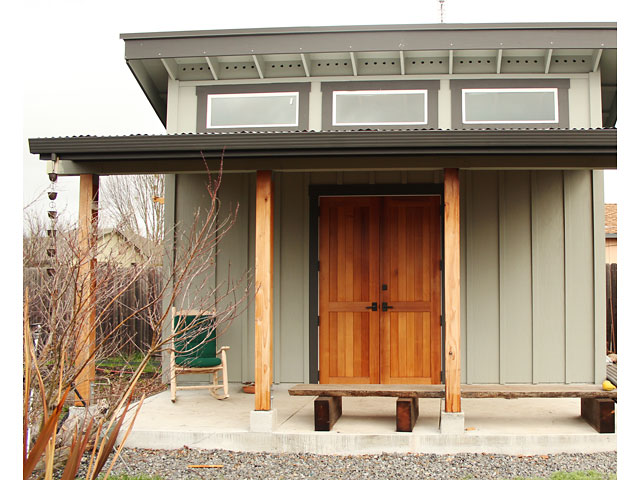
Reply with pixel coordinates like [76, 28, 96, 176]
[121, 383, 616, 455]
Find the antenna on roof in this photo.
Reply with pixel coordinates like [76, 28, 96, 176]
[439, 0, 446, 23]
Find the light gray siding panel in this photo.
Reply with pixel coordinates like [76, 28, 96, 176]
[216, 173, 251, 383]
[279, 173, 308, 382]
[459, 171, 468, 384]
[499, 171, 533, 384]
[592, 170, 606, 383]
[532, 171, 566, 383]
[246, 174, 256, 383]
[466, 171, 500, 384]
[563, 170, 595, 383]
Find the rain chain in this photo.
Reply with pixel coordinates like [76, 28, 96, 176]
[46, 172, 58, 276]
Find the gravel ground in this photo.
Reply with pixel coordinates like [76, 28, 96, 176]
[83, 448, 617, 479]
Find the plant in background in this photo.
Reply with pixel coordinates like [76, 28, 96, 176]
[23, 158, 252, 479]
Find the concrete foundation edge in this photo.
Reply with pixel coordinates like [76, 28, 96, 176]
[121, 430, 617, 456]
[249, 409, 278, 432]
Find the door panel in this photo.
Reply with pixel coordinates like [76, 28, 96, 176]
[319, 197, 380, 384]
[319, 195, 441, 385]
[381, 197, 441, 384]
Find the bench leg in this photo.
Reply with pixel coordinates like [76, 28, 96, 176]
[396, 397, 419, 432]
[581, 398, 615, 433]
[314, 396, 342, 431]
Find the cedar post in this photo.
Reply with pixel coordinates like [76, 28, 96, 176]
[75, 174, 99, 406]
[444, 168, 461, 413]
[255, 171, 274, 411]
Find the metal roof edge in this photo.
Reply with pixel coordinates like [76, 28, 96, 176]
[119, 22, 617, 40]
[28, 129, 618, 156]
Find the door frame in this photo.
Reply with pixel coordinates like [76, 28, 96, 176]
[308, 182, 444, 383]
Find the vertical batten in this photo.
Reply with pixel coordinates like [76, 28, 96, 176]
[302, 173, 311, 382]
[255, 171, 273, 410]
[592, 171, 606, 383]
[273, 173, 282, 384]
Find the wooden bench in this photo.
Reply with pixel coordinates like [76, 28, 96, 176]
[288, 384, 617, 433]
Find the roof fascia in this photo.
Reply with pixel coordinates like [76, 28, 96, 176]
[28, 130, 617, 173]
[121, 23, 617, 60]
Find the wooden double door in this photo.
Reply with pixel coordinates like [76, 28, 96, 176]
[318, 196, 442, 384]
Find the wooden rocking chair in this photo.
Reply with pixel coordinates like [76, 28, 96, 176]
[170, 308, 230, 402]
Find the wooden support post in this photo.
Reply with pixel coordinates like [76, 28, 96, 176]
[444, 168, 461, 413]
[396, 397, 419, 432]
[75, 174, 99, 406]
[581, 398, 615, 433]
[255, 171, 274, 411]
[314, 396, 342, 431]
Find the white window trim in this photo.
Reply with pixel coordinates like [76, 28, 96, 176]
[206, 92, 299, 129]
[462, 88, 559, 124]
[332, 89, 429, 126]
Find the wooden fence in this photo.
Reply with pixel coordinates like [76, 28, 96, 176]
[24, 266, 161, 356]
[606, 263, 617, 354]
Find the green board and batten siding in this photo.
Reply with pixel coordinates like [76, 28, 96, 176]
[169, 169, 604, 385]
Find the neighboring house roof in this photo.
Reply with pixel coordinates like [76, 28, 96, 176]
[605, 204, 617, 236]
[118, 22, 617, 128]
[99, 228, 162, 265]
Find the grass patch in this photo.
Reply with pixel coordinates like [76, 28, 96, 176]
[96, 352, 159, 374]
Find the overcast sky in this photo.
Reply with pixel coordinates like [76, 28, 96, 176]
[19, 0, 622, 226]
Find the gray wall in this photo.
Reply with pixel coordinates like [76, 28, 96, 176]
[169, 169, 605, 385]
[462, 170, 604, 384]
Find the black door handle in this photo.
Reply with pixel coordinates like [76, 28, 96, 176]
[382, 302, 394, 312]
[365, 302, 378, 311]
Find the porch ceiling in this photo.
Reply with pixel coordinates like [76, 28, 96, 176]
[29, 128, 616, 176]
[120, 23, 617, 128]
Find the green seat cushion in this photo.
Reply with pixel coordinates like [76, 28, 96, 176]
[174, 314, 220, 367]
[175, 356, 222, 368]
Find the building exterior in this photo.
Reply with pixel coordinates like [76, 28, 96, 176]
[29, 23, 616, 418]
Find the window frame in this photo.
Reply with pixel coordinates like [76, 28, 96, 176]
[461, 87, 559, 125]
[196, 83, 310, 133]
[321, 80, 439, 131]
[331, 89, 430, 127]
[205, 91, 300, 129]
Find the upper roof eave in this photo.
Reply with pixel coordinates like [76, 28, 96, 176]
[121, 22, 617, 59]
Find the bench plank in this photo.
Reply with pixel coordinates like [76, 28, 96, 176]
[289, 384, 443, 398]
[289, 384, 616, 399]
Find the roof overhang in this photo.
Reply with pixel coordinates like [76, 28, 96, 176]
[120, 22, 617, 128]
[29, 129, 617, 175]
